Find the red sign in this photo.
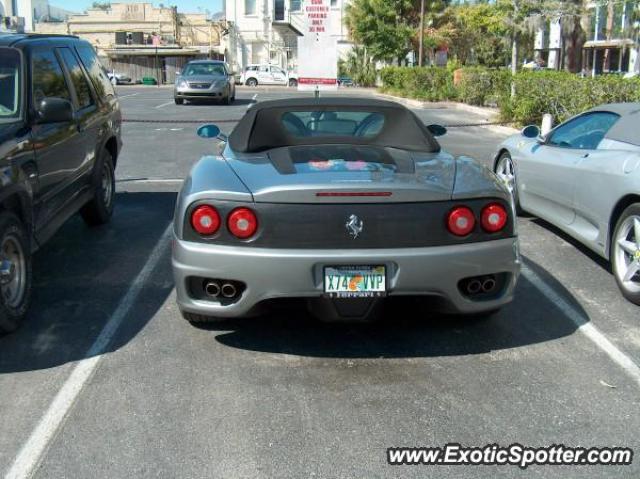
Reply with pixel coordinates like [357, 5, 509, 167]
[305, 0, 330, 33]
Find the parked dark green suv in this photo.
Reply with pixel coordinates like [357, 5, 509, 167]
[0, 34, 122, 332]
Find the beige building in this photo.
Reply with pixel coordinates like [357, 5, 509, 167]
[35, 3, 227, 83]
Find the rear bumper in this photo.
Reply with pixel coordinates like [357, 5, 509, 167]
[172, 235, 521, 317]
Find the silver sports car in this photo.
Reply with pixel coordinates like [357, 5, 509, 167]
[172, 98, 520, 322]
[494, 103, 640, 305]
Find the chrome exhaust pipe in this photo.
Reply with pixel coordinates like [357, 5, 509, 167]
[221, 283, 237, 298]
[467, 279, 482, 295]
[482, 278, 496, 293]
[204, 281, 221, 298]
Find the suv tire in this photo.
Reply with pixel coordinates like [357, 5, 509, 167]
[175, 97, 184, 105]
[288, 78, 298, 87]
[0, 212, 32, 333]
[81, 148, 116, 226]
[246, 78, 258, 87]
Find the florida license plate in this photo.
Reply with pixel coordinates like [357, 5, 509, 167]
[324, 266, 386, 298]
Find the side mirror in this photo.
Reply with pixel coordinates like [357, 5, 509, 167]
[427, 124, 447, 137]
[197, 123, 227, 141]
[36, 97, 74, 123]
[522, 125, 540, 139]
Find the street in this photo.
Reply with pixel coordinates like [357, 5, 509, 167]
[1, 85, 639, 478]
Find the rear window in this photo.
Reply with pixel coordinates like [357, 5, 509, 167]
[281, 111, 385, 138]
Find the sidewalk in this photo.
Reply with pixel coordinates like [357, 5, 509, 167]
[374, 92, 519, 135]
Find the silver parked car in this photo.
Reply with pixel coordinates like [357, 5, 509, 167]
[174, 60, 235, 105]
[171, 98, 520, 323]
[494, 103, 640, 305]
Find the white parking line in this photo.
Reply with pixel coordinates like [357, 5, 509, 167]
[4, 224, 173, 479]
[246, 93, 258, 111]
[522, 265, 640, 388]
[155, 101, 174, 109]
[117, 93, 139, 99]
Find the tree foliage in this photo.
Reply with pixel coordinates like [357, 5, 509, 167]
[344, 0, 417, 62]
[91, 1, 111, 10]
[338, 46, 377, 86]
[435, 2, 511, 67]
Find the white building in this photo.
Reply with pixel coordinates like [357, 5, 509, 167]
[224, 0, 351, 73]
[1, 0, 72, 32]
[534, 1, 639, 75]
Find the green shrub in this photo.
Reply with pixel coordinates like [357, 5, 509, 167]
[380, 66, 640, 127]
[380, 66, 457, 102]
[458, 67, 511, 107]
[506, 71, 640, 125]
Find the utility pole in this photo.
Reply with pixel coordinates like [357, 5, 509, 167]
[418, 0, 425, 67]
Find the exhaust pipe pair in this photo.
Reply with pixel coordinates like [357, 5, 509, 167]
[204, 281, 237, 299]
[465, 276, 497, 295]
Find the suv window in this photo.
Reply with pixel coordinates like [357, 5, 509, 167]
[32, 50, 72, 104]
[76, 45, 115, 99]
[0, 48, 21, 122]
[57, 48, 94, 109]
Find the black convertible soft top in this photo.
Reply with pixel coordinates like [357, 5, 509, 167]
[228, 97, 441, 153]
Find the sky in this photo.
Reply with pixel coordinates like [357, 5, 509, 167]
[58, 0, 224, 15]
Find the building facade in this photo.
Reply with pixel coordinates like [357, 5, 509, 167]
[35, 3, 226, 83]
[534, 1, 639, 75]
[224, 0, 352, 74]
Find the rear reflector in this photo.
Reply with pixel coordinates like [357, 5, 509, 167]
[481, 203, 508, 232]
[447, 206, 476, 236]
[316, 192, 393, 197]
[227, 207, 258, 239]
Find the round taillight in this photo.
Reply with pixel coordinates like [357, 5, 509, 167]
[447, 206, 476, 236]
[227, 207, 258, 239]
[191, 205, 221, 236]
[481, 203, 508, 233]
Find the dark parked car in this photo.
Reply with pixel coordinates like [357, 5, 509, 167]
[0, 34, 122, 332]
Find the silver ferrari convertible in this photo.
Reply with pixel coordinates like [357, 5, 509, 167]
[494, 103, 640, 305]
[172, 98, 520, 322]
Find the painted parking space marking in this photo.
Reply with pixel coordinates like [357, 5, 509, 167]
[117, 93, 139, 99]
[4, 224, 173, 479]
[523, 264, 640, 388]
[155, 101, 175, 109]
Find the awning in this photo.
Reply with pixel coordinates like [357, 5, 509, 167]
[104, 48, 203, 58]
[583, 39, 635, 49]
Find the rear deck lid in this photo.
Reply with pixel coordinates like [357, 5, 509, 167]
[224, 145, 455, 203]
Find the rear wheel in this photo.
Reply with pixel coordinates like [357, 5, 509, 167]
[611, 204, 640, 305]
[288, 78, 298, 87]
[246, 78, 258, 87]
[0, 212, 32, 334]
[174, 97, 184, 105]
[81, 148, 115, 226]
[494, 151, 522, 214]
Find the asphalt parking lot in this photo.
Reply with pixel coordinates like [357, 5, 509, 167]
[1, 85, 639, 478]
